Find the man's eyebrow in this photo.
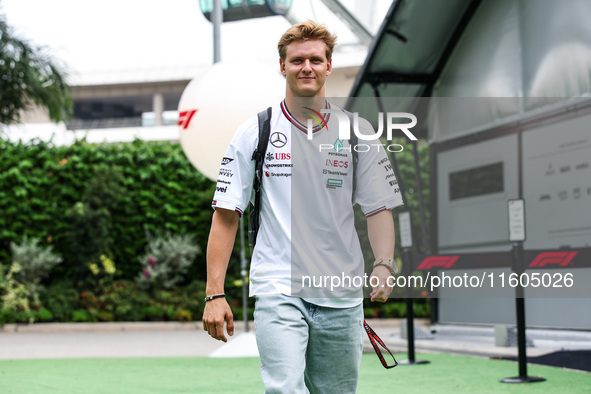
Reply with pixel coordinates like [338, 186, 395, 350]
[290, 55, 323, 61]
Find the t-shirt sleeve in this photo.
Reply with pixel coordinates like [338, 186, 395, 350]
[211, 117, 258, 215]
[353, 143, 405, 217]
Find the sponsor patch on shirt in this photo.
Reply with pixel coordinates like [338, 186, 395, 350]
[221, 157, 234, 166]
[326, 178, 343, 189]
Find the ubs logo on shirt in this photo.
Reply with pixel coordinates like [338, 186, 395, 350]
[275, 153, 291, 160]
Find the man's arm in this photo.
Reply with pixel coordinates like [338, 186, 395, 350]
[202, 208, 240, 342]
[367, 209, 396, 303]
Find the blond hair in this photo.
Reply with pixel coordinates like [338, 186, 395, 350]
[277, 20, 337, 61]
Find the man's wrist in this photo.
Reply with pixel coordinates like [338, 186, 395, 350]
[204, 294, 226, 302]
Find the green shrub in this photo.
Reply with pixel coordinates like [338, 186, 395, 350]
[71, 309, 92, 323]
[0, 308, 11, 326]
[40, 280, 79, 322]
[141, 305, 165, 321]
[0, 138, 215, 282]
[64, 165, 126, 280]
[0, 237, 63, 324]
[35, 308, 53, 322]
[0, 262, 33, 323]
[136, 233, 201, 291]
[98, 280, 149, 322]
[10, 236, 62, 286]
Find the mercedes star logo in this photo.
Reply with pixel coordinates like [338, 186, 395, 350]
[270, 132, 287, 148]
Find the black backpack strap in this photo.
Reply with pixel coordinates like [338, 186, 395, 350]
[248, 106, 272, 247]
[343, 109, 358, 202]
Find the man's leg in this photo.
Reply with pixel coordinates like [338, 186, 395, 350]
[304, 302, 364, 394]
[254, 294, 310, 394]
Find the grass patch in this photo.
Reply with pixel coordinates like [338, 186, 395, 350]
[0, 353, 589, 393]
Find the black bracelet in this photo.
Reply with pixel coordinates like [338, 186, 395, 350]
[204, 294, 225, 302]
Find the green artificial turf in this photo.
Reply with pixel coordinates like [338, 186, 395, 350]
[0, 353, 589, 393]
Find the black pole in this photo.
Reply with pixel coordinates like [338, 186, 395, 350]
[398, 248, 429, 365]
[516, 297, 528, 377]
[501, 242, 544, 383]
[405, 249, 415, 362]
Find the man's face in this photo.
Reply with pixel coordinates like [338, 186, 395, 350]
[280, 39, 332, 98]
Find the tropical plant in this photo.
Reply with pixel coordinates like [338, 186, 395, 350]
[0, 14, 72, 126]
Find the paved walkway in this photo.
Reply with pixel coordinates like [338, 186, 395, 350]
[0, 319, 585, 360]
[0, 322, 226, 360]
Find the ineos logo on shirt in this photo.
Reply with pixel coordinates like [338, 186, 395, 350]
[326, 159, 348, 168]
[270, 132, 287, 148]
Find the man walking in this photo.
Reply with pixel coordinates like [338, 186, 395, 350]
[203, 21, 403, 393]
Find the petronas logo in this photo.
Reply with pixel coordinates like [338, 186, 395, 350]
[333, 137, 344, 152]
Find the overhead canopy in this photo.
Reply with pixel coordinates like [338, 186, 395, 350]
[347, 0, 591, 142]
[200, 0, 292, 22]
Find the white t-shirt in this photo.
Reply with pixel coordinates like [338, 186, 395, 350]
[212, 100, 404, 308]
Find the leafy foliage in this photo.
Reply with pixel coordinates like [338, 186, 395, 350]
[136, 233, 201, 291]
[0, 14, 72, 126]
[0, 138, 215, 281]
[0, 262, 33, 323]
[10, 235, 62, 287]
[39, 280, 79, 322]
[0, 134, 432, 324]
[64, 165, 126, 279]
[0, 236, 62, 324]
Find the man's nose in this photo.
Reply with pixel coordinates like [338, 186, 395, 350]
[302, 59, 312, 72]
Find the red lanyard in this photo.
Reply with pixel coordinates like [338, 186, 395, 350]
[363, 320, 398, 369]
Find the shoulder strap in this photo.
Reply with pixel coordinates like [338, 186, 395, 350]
[248, 106, 272, 247]
[343, 109, 358, 201]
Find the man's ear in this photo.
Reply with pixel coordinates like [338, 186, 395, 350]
[326, 59, 332, 76]
[280, 58, 286, 76]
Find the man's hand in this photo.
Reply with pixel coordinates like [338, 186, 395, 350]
[203, 208, 239, 342]
[369, 265, 393, 303]
[202, 298, 234, 342]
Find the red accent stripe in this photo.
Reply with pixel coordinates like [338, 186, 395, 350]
[366, 207, 387, 217]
